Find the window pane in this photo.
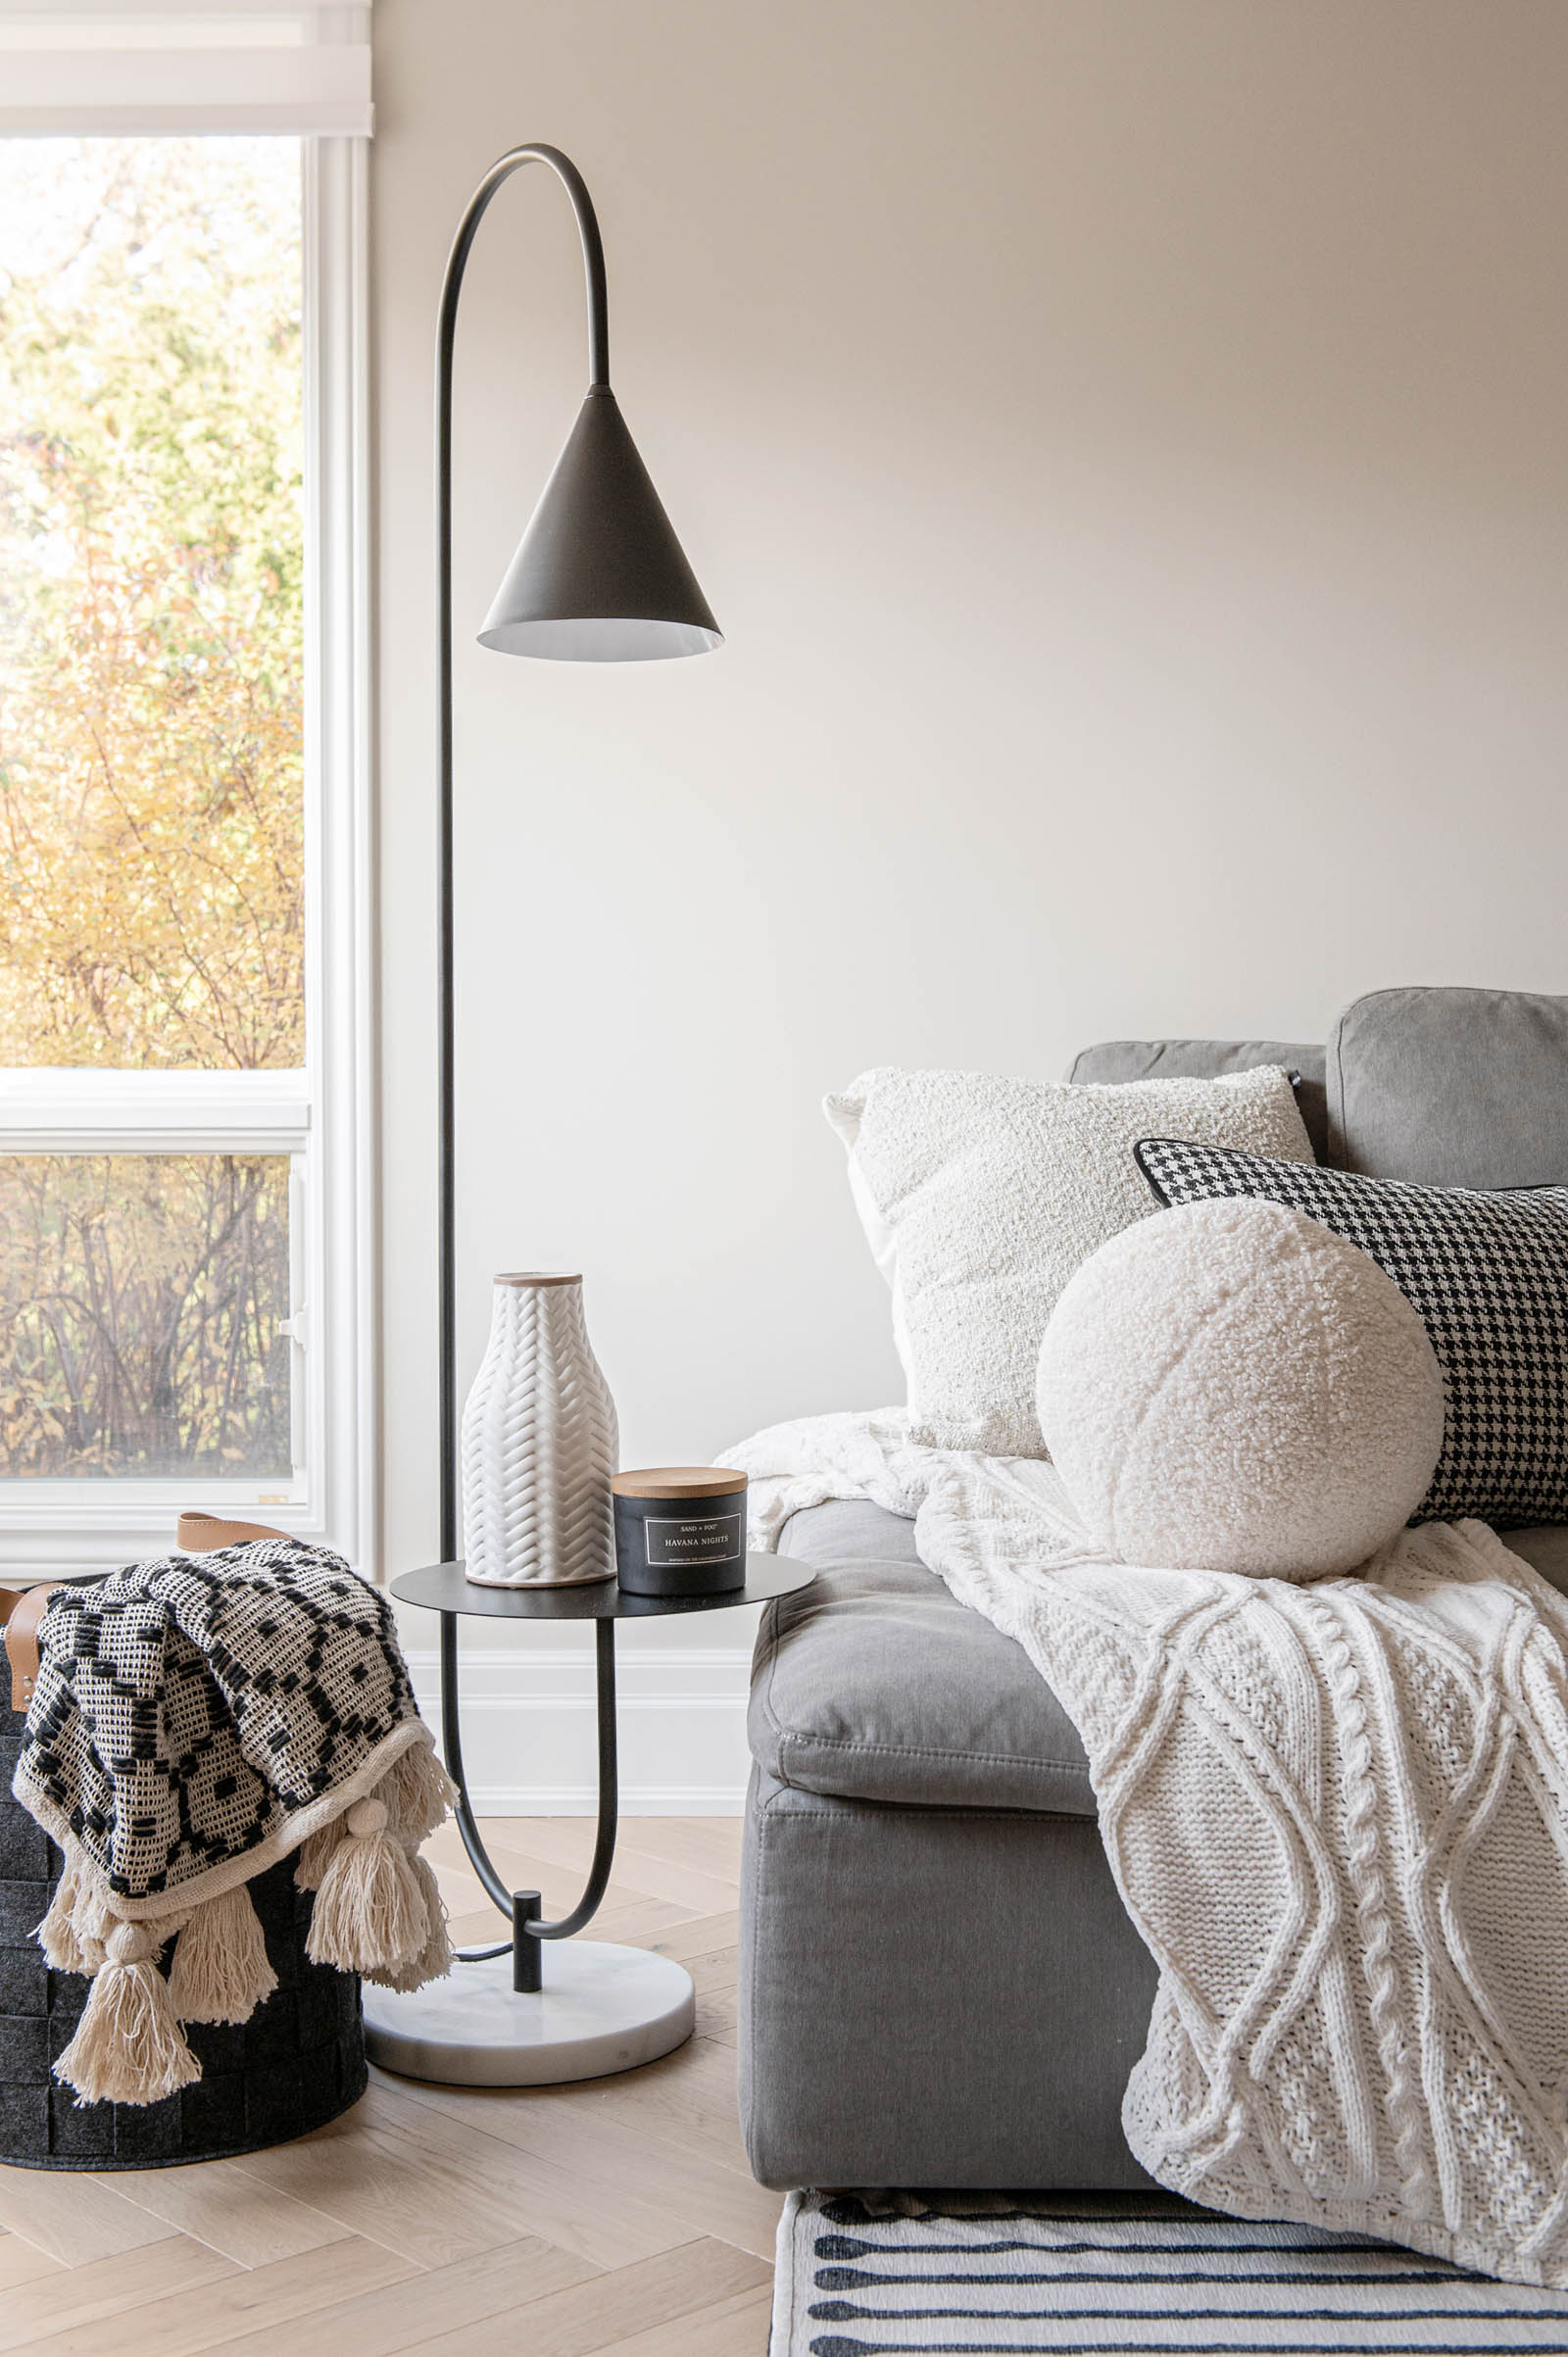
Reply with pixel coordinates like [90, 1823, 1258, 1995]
[0, 1154, 292, 1478]
[0, 137, 304, 1070]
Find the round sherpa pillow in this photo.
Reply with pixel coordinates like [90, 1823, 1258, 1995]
[1035, 1197, 1445, 1580]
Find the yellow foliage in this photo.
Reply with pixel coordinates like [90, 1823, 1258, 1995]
[0, 137, 305, 1070]
[0, 142, 304, 1476]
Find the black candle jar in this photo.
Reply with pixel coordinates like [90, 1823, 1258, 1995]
[612, 1468, 748, 1596]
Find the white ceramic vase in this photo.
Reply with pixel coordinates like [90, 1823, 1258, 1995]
[461, 1273, 618, 1587]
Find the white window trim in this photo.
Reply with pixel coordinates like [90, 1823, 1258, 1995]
[0, 4, 373, 140]
[0, 135, 375, 1580]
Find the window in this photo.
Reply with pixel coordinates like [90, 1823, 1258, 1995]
[0, 14, 370, 1572]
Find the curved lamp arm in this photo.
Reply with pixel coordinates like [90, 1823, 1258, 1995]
[433, 146, 615, 1974]
[437, 146, 609, 1573]
[433, 147, 717, 1980]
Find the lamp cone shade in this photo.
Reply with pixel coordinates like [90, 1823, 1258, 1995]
[478, 388, 721, 661]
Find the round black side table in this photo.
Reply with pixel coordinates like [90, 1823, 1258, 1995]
[363, 1554, 814, 2087]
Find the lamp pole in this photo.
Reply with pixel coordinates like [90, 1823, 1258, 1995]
[423, 143, 722, 2004]
[436, 146, 610, 1575]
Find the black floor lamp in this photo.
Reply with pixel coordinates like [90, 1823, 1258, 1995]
[431, 141, 721, 1575]
[368, 147, 725, 2084]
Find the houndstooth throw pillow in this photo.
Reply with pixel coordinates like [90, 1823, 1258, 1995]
[1136, 1138, 1568, 1528]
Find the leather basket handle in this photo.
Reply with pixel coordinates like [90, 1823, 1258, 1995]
[3, 1586, 64, 1716]
[176, 1511, 289, 1552]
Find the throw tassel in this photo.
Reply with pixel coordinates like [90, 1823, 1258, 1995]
[306, 1797, 429, 1975]
[293, 1818, 342, 1891]
[376, 1739, 458, 1845]
[69, 1878, 112, 1974]
[54, 1923, 200, 2107]
[35, 1860, 91, 1975]
[364, 1854, 453, 1993]
[169, 1883, 277, 2025]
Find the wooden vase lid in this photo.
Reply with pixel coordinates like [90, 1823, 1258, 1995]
[612, 1467, 748, 1500]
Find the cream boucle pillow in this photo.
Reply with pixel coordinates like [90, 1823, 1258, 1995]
[825, 1062, 1313, 1455]
[1036, 1198, 1445, 1579]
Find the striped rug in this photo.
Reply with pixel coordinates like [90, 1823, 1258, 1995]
[769, 2193, 1568, 2355]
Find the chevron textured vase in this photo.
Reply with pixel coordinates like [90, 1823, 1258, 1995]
[461, 1273, 618, 1587]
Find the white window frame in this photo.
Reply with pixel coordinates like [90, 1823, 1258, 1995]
[0, 134, 374, 1577]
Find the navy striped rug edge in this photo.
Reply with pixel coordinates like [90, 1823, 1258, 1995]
[770, 2195, 1568, 2357]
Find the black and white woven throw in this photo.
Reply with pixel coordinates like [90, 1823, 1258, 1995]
[771, 2194, 1568, 2355]
[1136, 1138, 1568, 1528]
[10, 1538, 455, 2108]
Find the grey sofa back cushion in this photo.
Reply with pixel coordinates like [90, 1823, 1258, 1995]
[1327, 986, 1568, 1188]
[1068, 1038, 1328, 1162]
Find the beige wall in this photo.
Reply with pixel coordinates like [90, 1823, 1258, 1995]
[372, 0, 1568, 1620]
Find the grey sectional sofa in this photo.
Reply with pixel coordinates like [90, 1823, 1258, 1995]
[738, 985, 1568, 2191]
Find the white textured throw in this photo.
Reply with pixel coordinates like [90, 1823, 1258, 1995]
[721, 1411, 1568, 2288]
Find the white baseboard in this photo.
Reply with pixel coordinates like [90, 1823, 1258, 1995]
[405, 1645, 753, 1816]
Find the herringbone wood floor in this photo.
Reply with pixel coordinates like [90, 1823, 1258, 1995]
[0, 1818, 778, 2355]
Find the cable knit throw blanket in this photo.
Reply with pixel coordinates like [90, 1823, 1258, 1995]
[720, 1411, 1568, 2290]
[11, 1538, 456, 2107]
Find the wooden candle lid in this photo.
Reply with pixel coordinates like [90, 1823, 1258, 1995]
[493, 1271, 582, 1288]
[612, 1467, 748, 1499]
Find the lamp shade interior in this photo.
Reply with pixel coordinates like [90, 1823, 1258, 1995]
[479, 614, 722, 662]
[478, 388, 721, 663]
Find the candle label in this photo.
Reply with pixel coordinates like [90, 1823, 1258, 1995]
[643, 1510, 745, 1567]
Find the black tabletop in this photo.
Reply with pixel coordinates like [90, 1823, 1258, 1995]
[390, 1553, 815, 1622]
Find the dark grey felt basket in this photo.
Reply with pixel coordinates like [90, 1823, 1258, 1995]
[0, 1661, 367, 2170]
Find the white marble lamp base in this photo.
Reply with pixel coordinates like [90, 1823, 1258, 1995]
[362, 1940, 696, 2087]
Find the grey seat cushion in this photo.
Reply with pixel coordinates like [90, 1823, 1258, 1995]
[1328, 986, 1568, 1188]
[759, 1500, 1094, 1815]
[760, 1500, 1568, 1816]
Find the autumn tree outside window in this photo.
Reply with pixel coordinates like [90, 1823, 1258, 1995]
[0, 3, 372, 1575]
